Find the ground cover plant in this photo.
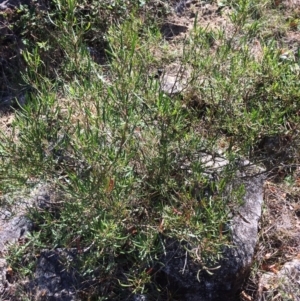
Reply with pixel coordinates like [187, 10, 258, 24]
[0, 0, 300, 300]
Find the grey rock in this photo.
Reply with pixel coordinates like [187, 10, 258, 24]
[0, 183, 62, 300]
[0, 215, 32, 298]
[160, 74, 185, 95]
[28, 249, 80, 301]
[157, 63, 191, 96]
[0, 216, 32, 253]
[159, 173, 265, 301]
[0, 183, 58, 252]
[258, 259, 300, 301]
[0, 258, 8, 297]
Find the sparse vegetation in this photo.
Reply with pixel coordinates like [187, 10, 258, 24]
[0, 0, 300, 300]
